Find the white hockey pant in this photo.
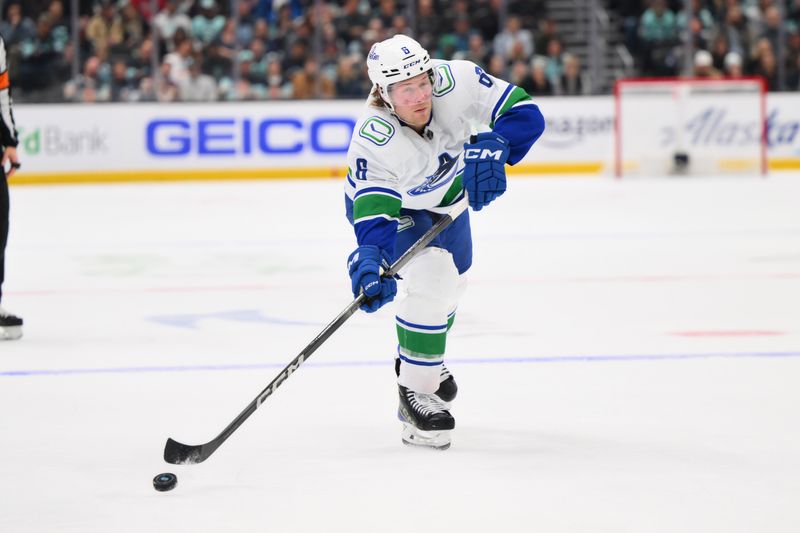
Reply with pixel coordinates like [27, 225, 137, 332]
[396, 247, 466, 393]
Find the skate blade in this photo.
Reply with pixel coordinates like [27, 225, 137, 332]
[0, 326, 22, 340]
[401, 424, 451, 450]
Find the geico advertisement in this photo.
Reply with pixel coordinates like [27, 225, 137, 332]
[12, 95, 800, 175]
[13, 101, 367, 172]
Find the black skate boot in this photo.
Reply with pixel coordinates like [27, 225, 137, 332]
[0, 307, 23, 341]
[397, 385, 455, 450]
[395, 358, 458, 407]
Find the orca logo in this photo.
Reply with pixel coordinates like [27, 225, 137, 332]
[407, 156, 458, 196]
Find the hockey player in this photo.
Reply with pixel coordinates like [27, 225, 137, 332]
[0, 35, 23, 340]
[344, 35, 544, 448]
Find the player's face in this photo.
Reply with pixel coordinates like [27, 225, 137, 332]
[388, 73, 433, 128]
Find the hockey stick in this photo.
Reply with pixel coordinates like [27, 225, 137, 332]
[164, 195, 469, 465]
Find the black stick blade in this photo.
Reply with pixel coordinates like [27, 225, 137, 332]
[164, 438, 206, 465]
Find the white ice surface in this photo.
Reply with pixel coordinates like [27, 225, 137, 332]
[1, 175, 799, 532]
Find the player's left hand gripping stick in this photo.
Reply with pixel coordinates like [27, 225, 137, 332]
[348, 245, 397, 313]
[462, 132, 510, 211]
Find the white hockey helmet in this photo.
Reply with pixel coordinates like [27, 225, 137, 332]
[367, 34, 433, 108]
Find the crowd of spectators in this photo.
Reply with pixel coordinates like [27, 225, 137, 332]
[1, 0, 798, 104]
[612, 0, 800, 89]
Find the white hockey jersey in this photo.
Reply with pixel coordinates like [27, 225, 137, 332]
[345, 59, 536, 249]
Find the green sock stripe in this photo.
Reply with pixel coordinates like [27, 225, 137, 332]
[396, 325, 447, 357]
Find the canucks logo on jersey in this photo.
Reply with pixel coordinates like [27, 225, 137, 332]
[407, 155, 461, 196]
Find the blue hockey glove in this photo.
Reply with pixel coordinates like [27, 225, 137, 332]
[347, 245, 397, 313]
[462, 132, 510, 211]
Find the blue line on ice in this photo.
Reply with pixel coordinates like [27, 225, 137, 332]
[2, 351, 799, 378]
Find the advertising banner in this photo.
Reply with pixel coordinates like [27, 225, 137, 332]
[10, 94, 800, 184]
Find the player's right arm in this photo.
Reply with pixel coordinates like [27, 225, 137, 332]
[345, 129, 402, 312]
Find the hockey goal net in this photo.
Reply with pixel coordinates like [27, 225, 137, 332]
[614, 77, 767, 177]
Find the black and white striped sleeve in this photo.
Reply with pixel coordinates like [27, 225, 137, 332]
[0, 36, 19, 148]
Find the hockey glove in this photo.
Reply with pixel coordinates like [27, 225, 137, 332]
[347, 245, 397, 313]
[462, 132, 510, 211]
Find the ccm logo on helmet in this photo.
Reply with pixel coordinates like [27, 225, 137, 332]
[465, 148, 505, 161]
[403, 59, 422, 69]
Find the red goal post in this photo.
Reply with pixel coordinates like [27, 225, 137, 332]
[613, 77, 767, 177]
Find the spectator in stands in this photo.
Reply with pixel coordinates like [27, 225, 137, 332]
[439, 15, 471, 59]
[191, 0, 225, 46]
[362, 16, 388, 50]
[638, 0, 679, 76]
[748, 36, 773, 73]
[264, 59, 291, 99]
[435, 0, 466, 36]
[334, 55, 368, 98]
[234, 0, 257, 47]
[453, 32, 490, 67]
[18, 13, 69, 96]
[245, 39, 268, 84]
[376, 0, 398, 29]
[494, 15, 535, 60]
[319, 22, 345, 73]
[557, 53, 588, 95]
[117, 0, 145, 51]
[0, 3, 37, 49]
[543, 37, 564, 84]
[109, 58, 137, 101]
[388, 13, 411, 39]
[45, 1, 69, 43]
[789, 52, 800, 90]
[291, 57, 334, 99]
[336, 0, 369, 47]
[710, 34, 731, 72]
[535, 18, 560, 57]
[63, 55, 109, 102]
[719, 3, 750, 58]
[162, 36, 192, 85]
[128, 36, 154, 87]
[509, 59, 536, 94]
[529, 56, 554, 96]
[723, 51, 745, 78]
[282, 37, 309, 77]
[87, 0, 124, 54]
[676, 0, 715, 50]
[251, 18, 278, 54]
[692, 49, 722, 78]
[214, 19, 239, 65]
[153, 0, 191, 52]
[759, 5, 785, 56]
[753, 41, 779, 89]
[154, 61, 179, 101]
[487, 54, 508, 79]
[470, 0, 500, 43]
[178, 57, 217, 101]
[414, 0, 440, 52]
[787, 26, 800, 80]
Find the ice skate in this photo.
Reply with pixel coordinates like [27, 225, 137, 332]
[395, 358, 458, 408]
[0, 306, 23, 340]
[397, 385, 454, 450]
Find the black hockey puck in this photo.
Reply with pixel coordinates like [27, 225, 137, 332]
[153, 472, 178, 492]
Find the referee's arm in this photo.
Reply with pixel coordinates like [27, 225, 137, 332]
[0, 36, 20, 178]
